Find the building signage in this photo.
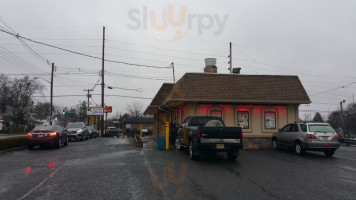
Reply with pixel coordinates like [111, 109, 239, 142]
[237, 111, 249, 129]
[264, 111, 276, 130]
[87, 107, 104, 116]
[113, 119, 120, 124]
[104, 106, 112, 113]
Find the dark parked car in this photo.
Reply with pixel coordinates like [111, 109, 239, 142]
[66, 122, 89, 141]
[27, 124, 69, 149]
[87, 125, 98, 139]
[272, 122, 340, 156]
[106, 127, 119, 137]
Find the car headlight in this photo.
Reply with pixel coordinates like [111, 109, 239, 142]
[77, 130, 82, 134]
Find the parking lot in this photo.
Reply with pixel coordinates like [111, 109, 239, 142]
[0, 137, 355, 200]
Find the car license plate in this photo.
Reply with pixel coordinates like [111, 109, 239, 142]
[216, 144, 224, 149]
[322, 136, 328, 140]
[38, 134, 43, 138]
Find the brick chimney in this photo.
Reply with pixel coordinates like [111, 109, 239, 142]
[204, 58, 217, 73]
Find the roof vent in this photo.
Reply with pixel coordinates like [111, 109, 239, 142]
[233, 67, 241, 74]
[204, 58, 217, 73]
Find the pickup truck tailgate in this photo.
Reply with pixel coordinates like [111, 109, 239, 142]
[199, 127, 242, 144]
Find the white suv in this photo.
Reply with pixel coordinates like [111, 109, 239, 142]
[272, 122, 340, 157]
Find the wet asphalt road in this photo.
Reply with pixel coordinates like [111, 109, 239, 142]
[0, 137, 355, 200]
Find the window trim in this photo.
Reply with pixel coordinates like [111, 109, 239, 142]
[207, 106, 225, 120]
[235, 106, 252, 132]
[262, 107, 278, 133]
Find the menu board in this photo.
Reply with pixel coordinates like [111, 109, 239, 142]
[265, 111, 276, 130]
[237, 111, 249, 129]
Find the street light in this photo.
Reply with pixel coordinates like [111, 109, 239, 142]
[34, 76, 53, 124]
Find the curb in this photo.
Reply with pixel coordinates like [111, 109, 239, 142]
[0, 146, 27, 155]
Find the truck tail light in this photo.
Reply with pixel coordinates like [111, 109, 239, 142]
[49, 132, 58, 136]
[307, 134, 317, 140]
[27, 133, 33, 137]
[196, 130, 201, 139]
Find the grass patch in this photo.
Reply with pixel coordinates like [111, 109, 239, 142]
[0, 136, 27, 150]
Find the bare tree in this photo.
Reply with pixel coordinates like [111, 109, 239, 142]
[126, 102, 143, 118]
[33, 102, 51, 120]
[302, 112, 312, 121]
[7, 76, 44, 123]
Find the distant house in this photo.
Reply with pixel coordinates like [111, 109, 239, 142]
[144, 59, 311, 149]
[122, 117, 154, 133]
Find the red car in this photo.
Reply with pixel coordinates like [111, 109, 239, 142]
[27, 125, 69, 150]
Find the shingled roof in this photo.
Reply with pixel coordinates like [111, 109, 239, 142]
[145, 73, 311, 114]
[165, 73, 311, 104]
[144, 83, 174, 115]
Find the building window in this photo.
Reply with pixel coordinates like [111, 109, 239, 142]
[264, 111, 276, 130]
[210, 110, 222, 118]
[237, 111, 249, 129]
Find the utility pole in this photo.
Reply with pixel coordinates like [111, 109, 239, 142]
[228, 42, 232, 74]
[340, 100, 346, 138]
[50, 63, 54, 125]
[101, 26, 105, 137]
[84, 89, 93, 126]
[172, 62, 175, 83]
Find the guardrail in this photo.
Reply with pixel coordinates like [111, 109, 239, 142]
[339, 138, 356, 145]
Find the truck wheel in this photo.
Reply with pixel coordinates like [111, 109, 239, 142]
[28, 145, 34, 150]
[175, 138, 181, 150]
[324, 149, 335, 157]
[189, 141, 198, 160]
[227, 151, 239, 160]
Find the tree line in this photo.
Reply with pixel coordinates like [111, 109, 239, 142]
[308, 103, 356, 138]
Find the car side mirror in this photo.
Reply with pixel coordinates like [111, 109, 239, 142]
[278, 129, 282, 132]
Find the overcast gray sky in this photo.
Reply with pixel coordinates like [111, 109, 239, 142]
[1, 0, 356, 120]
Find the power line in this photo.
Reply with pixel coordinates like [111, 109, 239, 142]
[0, 16, 50, 65]
[0, 28, 172, 69]
[32, 94, 152, 100]
[310, 81, 356, 96]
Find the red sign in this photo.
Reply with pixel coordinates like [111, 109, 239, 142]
[104, 106, 112, 113]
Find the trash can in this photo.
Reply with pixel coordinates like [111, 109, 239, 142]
[157, 137, 165, 150]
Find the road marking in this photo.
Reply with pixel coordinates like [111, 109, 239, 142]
[17, 166, 62, 200]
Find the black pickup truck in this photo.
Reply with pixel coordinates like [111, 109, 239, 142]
[174, 116, 243, 160]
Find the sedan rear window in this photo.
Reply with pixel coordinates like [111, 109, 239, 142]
[32, 125, 57, 131]
[308, 125, 336, 133]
